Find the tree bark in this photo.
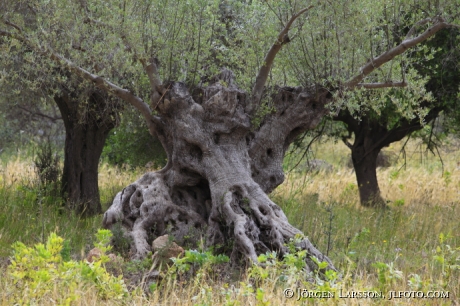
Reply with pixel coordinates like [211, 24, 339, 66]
[103, 72, 336, 273]
[351, 142, 386, 207]
[55, 90, 120, 216]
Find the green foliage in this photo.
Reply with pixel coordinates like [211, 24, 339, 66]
[102, 107, 167, 168]
[123, 257, 153, 274]
[6, 230, 128, 304]
[110, 221, 132, 257]
[34, 140, 60, 188]
[346, 228, 370, 261]
[170, 249, 229, 274]
[372, 261, 403, 291]
[433, 233, 460, 288]
[392, 199, 405, 207]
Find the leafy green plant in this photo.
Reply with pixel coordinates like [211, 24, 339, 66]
[346, 228, 370, 260]
[432, 232, 460, 288]
[102, 107, 167, 168]
[6, 230, 128, 304]
[170, 249, 229, 274]
[372, 261, 403, 291]
[392, 199, 405, 207]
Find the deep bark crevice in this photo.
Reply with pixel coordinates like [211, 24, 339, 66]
[103, 72, 335, 273]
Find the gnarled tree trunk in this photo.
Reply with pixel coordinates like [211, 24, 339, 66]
[103, 71, 336, 272]
[55, 90, 120, 216]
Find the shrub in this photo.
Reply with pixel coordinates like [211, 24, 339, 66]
[5, 230, 128, 304]
[102, 107, 167, 168]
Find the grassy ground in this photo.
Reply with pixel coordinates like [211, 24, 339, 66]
[0, 140, 459, 305]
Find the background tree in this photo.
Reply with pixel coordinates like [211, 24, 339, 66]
[1, 0, 458, 272]
[0, 2, 126, 215]
[333, 27, 460, 207]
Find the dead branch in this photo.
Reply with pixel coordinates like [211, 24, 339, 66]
[250, 6, 313, 114]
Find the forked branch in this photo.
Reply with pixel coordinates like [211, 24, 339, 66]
[250, 6, 313, 114]
[345, 18, 459, 89]
[0, 27, 159, 135]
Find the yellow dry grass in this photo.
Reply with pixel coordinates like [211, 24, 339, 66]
[278, 138, 460, 209]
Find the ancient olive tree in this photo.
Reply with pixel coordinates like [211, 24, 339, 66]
[1, 0, 458, 271]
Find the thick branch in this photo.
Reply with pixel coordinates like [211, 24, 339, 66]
[0, 27, 159, 135]
[345, 19, 458, 89]
[250, 6, 313, 114]
[49, 51, 157, 130]
[382, 106, 443, 146]
[140, 58, 162, 90]
[356, 81, 407, 89]
[140, 58, 164, 106]
[405, 18, 431, 39]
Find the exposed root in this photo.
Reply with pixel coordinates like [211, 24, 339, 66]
[103, 172, 206, 258]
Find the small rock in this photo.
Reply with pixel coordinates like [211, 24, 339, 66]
[152, 235, 184, 261]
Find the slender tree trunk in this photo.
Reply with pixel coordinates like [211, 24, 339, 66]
[55, 91, 119, 216]
[351, 144, 386, 207]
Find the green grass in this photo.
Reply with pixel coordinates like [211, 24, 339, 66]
[0, 140, 459, 305]
[0, 157, 143, 259]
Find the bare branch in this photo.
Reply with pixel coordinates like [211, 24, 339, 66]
[405, 18, 431, 39]
[345, 19, 458, 89]
[49, 51, 158, 133]
[250, 6, 313, 114]
[4, 20, 22, 33]
[139, 57, 163, 105]
[16, 105, 62, 122]
[356, 81, 407, 89]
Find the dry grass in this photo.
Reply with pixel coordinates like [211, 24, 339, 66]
[280, 138, 460, 207]
[1, 140, 459, 305]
